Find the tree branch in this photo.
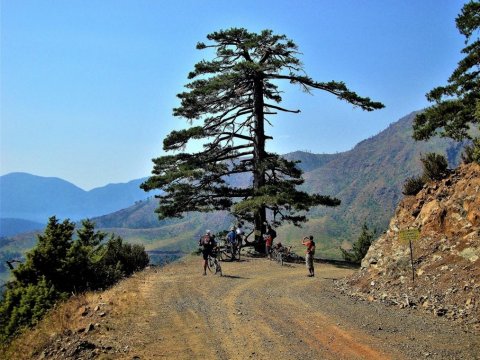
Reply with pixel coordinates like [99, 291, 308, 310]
[265, 103, 301, 113]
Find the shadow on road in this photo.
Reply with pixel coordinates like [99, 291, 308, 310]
[317, 258, 360, 270]
[221, 274, 249, 280]
[322, 277, 344, 281]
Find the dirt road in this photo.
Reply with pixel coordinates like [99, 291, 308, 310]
[18, 255, 480, 359]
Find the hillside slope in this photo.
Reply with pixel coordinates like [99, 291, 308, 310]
[294, 112, 464, 232]
[91, 199, 236, 252]
[341, 162, 480, 330]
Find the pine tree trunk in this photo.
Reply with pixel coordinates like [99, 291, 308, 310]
[252, 76, 267, 249]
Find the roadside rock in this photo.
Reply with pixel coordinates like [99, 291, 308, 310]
[338, 163, 480, 332]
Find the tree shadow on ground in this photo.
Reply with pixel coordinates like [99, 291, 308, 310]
[317, 258, 360, 270]
[322, 277, 344, 281]
[221, 274, 249, 280]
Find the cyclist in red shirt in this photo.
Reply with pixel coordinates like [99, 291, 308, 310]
[264, 224, 276, 259]
[302, 235, 316, 277]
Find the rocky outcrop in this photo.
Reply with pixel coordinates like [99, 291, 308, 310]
[340, 163, 480, 331]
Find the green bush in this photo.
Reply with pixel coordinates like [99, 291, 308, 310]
[341, 223, 375, 264]
[402, 176, 425, 196]
[421, 152, 449, 181]
[0, 277, 61, 342]
[0, 216, 149, 343]
[97, 235, 150, 287]
[462, 137, 480, 164]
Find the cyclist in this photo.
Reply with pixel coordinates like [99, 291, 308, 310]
[264, 224, 276, 259]
[235, 223, 244, 246]
[226, 226, 238, 261]
[302, 235, 316, 277]
[199, 230, 217, 275]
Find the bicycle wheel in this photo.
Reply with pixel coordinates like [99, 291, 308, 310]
[229, 243, 237, 261]
[236, 243, 241, 261]
[278, 252, 284, 266]
[215, 259, 222, 276]
[270, 249, 277, 261]
[219, 248, 227, 261]
[207, 256, 216, 273]
[220, 246, 232, 261]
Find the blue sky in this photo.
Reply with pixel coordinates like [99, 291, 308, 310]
[1, 0, 466, 190]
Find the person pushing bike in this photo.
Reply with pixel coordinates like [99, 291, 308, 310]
[199, 230, 217, 275]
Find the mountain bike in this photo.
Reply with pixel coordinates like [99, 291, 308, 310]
[218, 240, 241, 262]
[207, 251, 222, 276]
[270, 247, 284, 266]
[270, 245, 293, 266]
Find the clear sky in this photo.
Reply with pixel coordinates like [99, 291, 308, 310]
[0, 0, 466, 190]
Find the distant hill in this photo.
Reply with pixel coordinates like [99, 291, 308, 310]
[0, 218, 45, 237]
[91, 199, 236, 252]
[281, 112, 466, 257]
[0, 173, 156, 227]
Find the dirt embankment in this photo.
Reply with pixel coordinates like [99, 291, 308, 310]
[5, 256, 479, 360]
[344, 163, 480, 329]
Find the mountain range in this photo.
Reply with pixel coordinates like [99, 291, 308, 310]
[0, 111, 469, 263]
[0, 173, 157, 230]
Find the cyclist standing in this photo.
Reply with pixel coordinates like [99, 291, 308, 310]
[199, 230, 216, 275]
[302, 235, 316, 277]
[264, 224, 276, 259]
[235, 223, 244, 246]
[226, 226, 237, 261]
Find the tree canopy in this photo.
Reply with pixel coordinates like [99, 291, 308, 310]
[141, 28, 384, 241]
[413, 1, 480, 141]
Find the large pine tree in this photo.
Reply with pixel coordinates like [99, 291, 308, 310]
[141, 28, 384, 244]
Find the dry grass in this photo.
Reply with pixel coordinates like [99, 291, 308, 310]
[0, 269, 154, 359]
[1, 294, 90, 359]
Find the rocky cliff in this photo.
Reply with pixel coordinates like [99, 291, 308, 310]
[340, 163, 480, 331]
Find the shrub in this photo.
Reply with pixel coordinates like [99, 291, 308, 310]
[420, 152, 449, 181]
[402, 176, 425, 196]
[340, 223, 375, 264]
[97, 235, 150, 287]
[462, 137, 480, 164]
[0, 217, 149, 343]
[0, 277, 61, 342]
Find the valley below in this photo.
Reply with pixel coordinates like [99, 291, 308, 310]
[6, 256, 479, 360]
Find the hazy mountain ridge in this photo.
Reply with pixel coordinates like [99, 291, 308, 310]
[0, 173, 155, 227]
[0, 218, 45, 238]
